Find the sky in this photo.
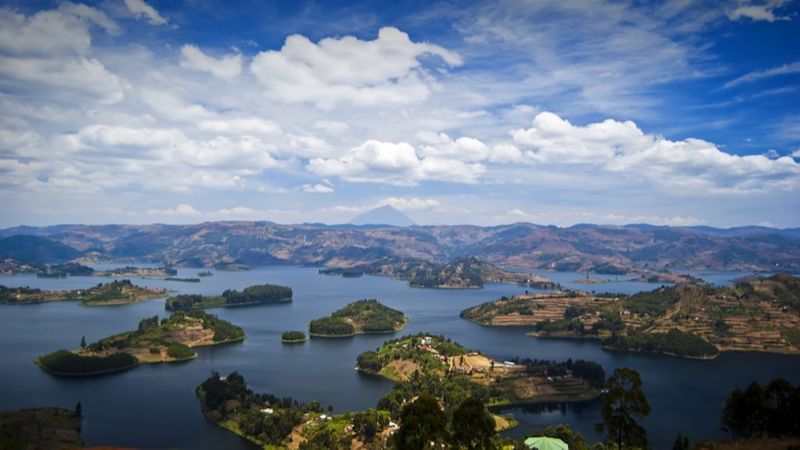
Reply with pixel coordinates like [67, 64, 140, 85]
[0, 0, 798, 228]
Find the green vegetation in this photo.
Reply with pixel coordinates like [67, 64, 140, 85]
[598, 367, 651, 449]
[0, 280, 164, 306]
[623, 287, 680, 316]
[281, 330, 307, 343]
[214, 263, 251, 271]
[165, 277, 201, 282]
[722, 377, 800, 439]
[603, 328, 719, 358]
[309, 299, 407, 337]
[35, 350, 138, 376]
[36, 311, 243, 377]
[0, 407, 83, 449]
[318, 267, 365, 277]
[165, 283, 292, 311]
[36, 262, 95, 278]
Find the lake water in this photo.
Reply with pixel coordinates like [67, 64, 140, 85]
[1, 267, 798, 449]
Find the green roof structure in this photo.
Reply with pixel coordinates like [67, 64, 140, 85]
[523, 436, 569, 450]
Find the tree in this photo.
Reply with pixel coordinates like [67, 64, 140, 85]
[672, 433, 689, 450]
[396, 394, 449, 450]
[80, 336, 86, 348]
[597, 368, 651, 449]
[451, 397, 496, 450]
[74, 401, 82, 418]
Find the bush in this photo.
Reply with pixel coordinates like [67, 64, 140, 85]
[166, 343, 195, 360]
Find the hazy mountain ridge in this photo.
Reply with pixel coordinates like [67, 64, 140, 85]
[1, 221, 799, 272]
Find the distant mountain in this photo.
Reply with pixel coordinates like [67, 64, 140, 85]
[1, 221, 799, 272]
[0, 235, 81, 264]
[350, 205, 415, 226]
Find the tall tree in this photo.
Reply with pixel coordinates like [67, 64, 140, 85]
[672, 433, 689, 450]
[597, 367, 651, 449]
[396, 394, 449, 450]
[451, 397, 496, 450]
[80, 336, 86, 348]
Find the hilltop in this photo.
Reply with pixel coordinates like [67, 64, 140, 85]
[0, 221, 798, 273]
[460, 274, 800, 359]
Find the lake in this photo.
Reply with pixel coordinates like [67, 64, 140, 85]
[1, 266, 798, 449]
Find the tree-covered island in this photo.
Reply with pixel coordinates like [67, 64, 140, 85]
[0, 279, 165, 306]
[281, 330, 307, 343]
[309, 299, 408, 337]
[460, 274, 800, 359]
[165, 283, 292, 311]
[35, 311, 244, 377]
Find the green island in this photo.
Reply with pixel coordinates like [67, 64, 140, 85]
[165, 283, 292, 311]
[309, 299, 407, 337]
[358, 333, 603, 411]
[35, 311, 244, 377]
[460, 273, 800, 359]
[198, 270, 214, 277]
[320, 257, 559, 290]
[214, 263, 251, 271]
[165, 277, 201, 282]
[0, 279, 166, 306]
[0, 407, 83, 450]
[197, 371, 403, 449]
[281, 330, 308, 343]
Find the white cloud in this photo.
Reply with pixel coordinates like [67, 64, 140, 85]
[726, 0, 792, 22]
[302, 183, 334, 193]
[724, 61, 800, 89]
[307, 139, 484, 185]
[125, 0, 168, 26]
[416, 132, 489, 162]
[197, 117, 281, 136]
[378, 197, 440, 211]
[313, 120, 350, 134]
[250, 27, 462, 108]
[179, 45, 242, 80]
[146, 203, 200, 217]
[502, 208, 705, 227]
[511, 112, 800, 192]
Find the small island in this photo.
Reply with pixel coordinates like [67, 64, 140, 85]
[460, 274, 800, 359]
[320, 257, 559, 290]
[309, 299, 407, 337]
[281, 330, 307, 343]
[0, 280, 165, 306]
[357, 333, 603, 411]
[94, 265, 178, 278]
[198, 270, 213, 277]
[214, 263, 251, 271]
[35, 311, 244, 377]
[0, 407, 83, 449]
[164, 277, 201, 282]
[165, 283, 292, 311]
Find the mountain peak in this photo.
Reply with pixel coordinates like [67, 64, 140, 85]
[350, 205, 415, 226]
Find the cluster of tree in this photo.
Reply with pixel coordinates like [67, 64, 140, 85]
[309, 316, 355, 336]
[394, 395, 498, 450]
[82, 280, 136, 302]
[281, 330, 307, 342]
[622, 286, 681, 317]
[603, 328, 718, 358]
[165, 283, 292, 311]
[166, 343, 194, 359]
[221, 284, 293, 305]
[36, 350, 137, 375]
[356, 351, 382, 373]
[722, 377, 800, 438]
[378, 370, 499, 418]
[318, 267, 366, 278]
[36, 262, 95, 278]
[0, 285, 43, 303]
[511, 357, 605, 388]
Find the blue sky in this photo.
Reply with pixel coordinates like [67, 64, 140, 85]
[0, 0, 798, 227]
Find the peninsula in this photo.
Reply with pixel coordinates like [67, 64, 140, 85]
[321, 257, 559, 289]
[460, 274, 800, 359]
[0, 279, 165, 306]
[35, 311, 244, 377]
[357, 333, 603, 410]
[165, 283, 292, 311]
[309, 299, 407, 337]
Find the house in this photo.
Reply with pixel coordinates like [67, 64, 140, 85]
[261, 408, 274, 414]
[420, 336, 432, 346]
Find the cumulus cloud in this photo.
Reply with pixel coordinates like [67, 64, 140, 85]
[197, 117, 280, 136]
[511, 112, 800, 192]
[180, 45, 242, 80]
[726, 0, 792, 22]
[125, 0, 168, 26]
[0, 6, 125, 103]
[378, 197, 440, 211]
[503, 208, 705, 227]
[146, 203, 200, 217]
[416, 132, 489, 162]
[306, 140, 484, 185]
[250, 27, 462, 108]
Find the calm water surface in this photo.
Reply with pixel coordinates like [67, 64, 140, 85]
[1, 267, 798, 449]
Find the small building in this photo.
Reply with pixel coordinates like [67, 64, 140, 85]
[261, 408, 274, 415]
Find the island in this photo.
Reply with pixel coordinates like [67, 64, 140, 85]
[0, 280, 166, 306]
[214, 263, 251, 271]
[460, 274, 800, 359]
[164, 277, 201, 282]
[35, 311, 244, 377]
[320, 257, 559, 290]
[357, 333, 603, 411]
[197, 371, 396, 449]
[309, 299, 407, 337]
[281, 330, 308, 343]
[0, 407, 83, 449]
[165, 283, 292, 311]
[198, 270, 213, 277]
